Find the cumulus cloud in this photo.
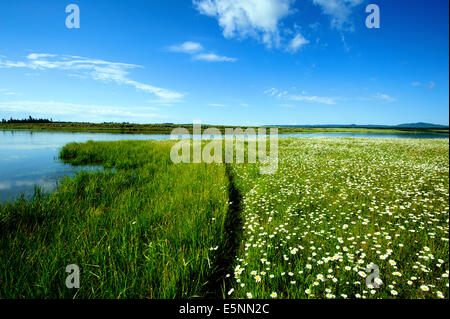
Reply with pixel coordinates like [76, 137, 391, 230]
[411, 81, 421, 87]
[0, 54, 184, 102]
[193, 0, 306, 51]
[312, 0, 364, 31]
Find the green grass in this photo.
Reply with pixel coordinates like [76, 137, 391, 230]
[226, 138, 449, 299]
[0, 137, 448, 299]
[0, 140, 230, 298]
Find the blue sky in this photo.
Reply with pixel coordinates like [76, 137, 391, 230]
[0, 0, 448, 125]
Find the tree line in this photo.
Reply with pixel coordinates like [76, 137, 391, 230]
[1, 116, 53, 124]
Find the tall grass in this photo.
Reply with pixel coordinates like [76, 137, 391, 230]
[0, 140, 230, 298]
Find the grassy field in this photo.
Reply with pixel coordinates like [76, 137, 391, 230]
[226, 138, 449, 299]
[0, 137, 448, 299]
[0, 140, 232, 298]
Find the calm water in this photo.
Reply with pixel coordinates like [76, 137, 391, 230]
[0, 130, 448, 202]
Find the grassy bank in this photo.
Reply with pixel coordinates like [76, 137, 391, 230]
[1, 122, 448, 135]
[0, 140, 230, 298]
[227, 138, 449, 299]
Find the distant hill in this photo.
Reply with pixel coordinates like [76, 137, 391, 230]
[267, 123, 449, 129]
[395, 122, 449, 129]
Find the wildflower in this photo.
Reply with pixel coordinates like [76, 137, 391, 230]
[420, 285, 429, 292]
[374, 278, 383, 286]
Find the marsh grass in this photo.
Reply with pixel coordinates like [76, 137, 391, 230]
[0, 140, 230, 298]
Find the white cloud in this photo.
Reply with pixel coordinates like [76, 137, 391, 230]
[27, 53, 57, 60]
[340, 34, 350, 52]
[194, 53, 237, 62]
[169, 41, 204, 54]
[410, 81, 435, 90]
[312, 0, 364, 31]
[287, 94, 337, 104]
[193, 0, 297, 49]
[0, 89, 18, 96]
[373, 93, 396, 102]
[265, 87, 338, 105]
[0, 100, 163, 122]
[169, 41, 237, 62]
[0, 54, 184, 102]
[286, 33, 309, 53]
[309, 22, 321, 30]
[357, 93, 397, 103]
[208, 103, 227, 107]
[264, 88, 279, 96]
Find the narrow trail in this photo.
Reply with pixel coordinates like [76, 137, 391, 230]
[202, 164, 243, 298]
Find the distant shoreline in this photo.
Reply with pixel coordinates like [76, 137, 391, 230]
[0, 123, 448, 135]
